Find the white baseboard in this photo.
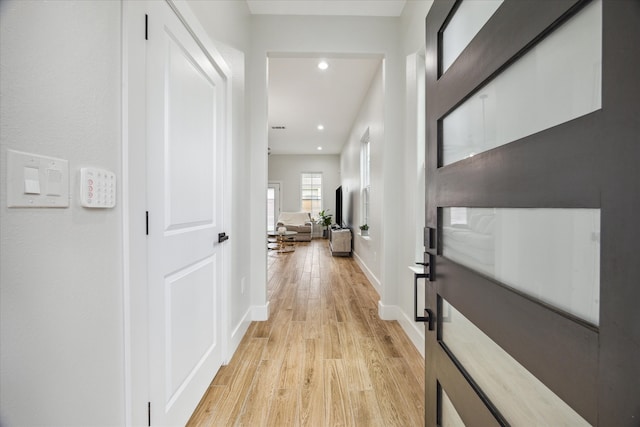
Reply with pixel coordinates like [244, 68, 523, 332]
[227, 308, 252, 362]
[378, 300, 425, 358]
[226, 301, 270, 363]
[251, 301, 270, 321]
[353, 251, 382, 295]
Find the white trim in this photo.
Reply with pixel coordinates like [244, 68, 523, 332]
[377, 299, 396, 320]
[267, 181, 282, 232]
[122, 1, 149, 425]
[251, 301, 270, 321]
[228, 308, 252, 360]
[227, 292, 272, 348]
[121, 2, 132, 423]
[353, 250, 381, 295]
[169, 0, 231, 77]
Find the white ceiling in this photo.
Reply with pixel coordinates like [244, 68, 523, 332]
[251, 1, 402, 156]
[268, 55, 382, 155]
[246, 0, 407, 17]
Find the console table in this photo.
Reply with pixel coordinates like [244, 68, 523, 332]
[329, 228, 352, 256]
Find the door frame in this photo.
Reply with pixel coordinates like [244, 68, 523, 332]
[122, 1, 233, 425]
[424, 0, 640, 425]
[267, 181, 282, 232]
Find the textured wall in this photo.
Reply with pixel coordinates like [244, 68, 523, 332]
[0, 1, 124, 425]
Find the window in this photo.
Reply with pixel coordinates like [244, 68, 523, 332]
[301, 172, 322, 219]
[361, 128, 371, 228]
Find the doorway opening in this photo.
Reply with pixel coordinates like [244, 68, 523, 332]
[267, 182, 281, 232]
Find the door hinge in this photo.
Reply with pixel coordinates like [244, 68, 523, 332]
[146, 211, 149, 235]
[148, 401, 151, 426]
[145, 14, 148, 40]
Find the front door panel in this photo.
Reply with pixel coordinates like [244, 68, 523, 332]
[424, 0, 640, 425]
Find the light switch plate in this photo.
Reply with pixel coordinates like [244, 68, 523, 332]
[7, 149, 69, 208]
[79, 167, 116, 208]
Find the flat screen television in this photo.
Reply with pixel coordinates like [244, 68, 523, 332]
[335, 186, 343, 227]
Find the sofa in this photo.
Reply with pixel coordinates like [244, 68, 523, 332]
[276, 212, 313, 242]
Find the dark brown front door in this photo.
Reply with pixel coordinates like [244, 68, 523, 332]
[424, 0, 640, 425]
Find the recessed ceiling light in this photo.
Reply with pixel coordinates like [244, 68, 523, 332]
[317, 124, 324, 131]
[318, 60, 329, 70]
[317, 146, 323, 151]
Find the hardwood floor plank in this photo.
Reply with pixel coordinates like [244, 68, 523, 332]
[187, 239, 425, 426]
[347, 295, 374, 338]
[322, 321, 343, 360]
[358, 336, 415, 426]
[387, 357, 426, 426]
[262, 308, 293, 361]
[321, 292, 338, 325]
[208, 360, 261, 425]
[266, 388, 299, 426]
[324, 359, 353, 426]
[299, 338, 324, 426]
[365, 307, 403, 358]
[304, 297, 323, 340]
[236, 359, 282, 427]
[291, 288, 309, 321]
[252, 319, 272, 339]
[388, 320, 425, 388]
[187, 385, 226, 426]
[278, 321, 305, 389]
[350, 390, 385, 427]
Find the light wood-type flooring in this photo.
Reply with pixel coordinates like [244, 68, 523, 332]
[187, 238, 425, 426]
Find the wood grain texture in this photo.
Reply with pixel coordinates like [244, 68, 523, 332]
[187, 239, 425, 426]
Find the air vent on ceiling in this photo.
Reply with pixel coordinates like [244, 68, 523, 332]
[271, 126, 286, 130]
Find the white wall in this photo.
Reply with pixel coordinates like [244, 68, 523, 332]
[401, 1, 435, 56]
[0, 1, 124, 425]
[1, 0, 254, 425]
[268, 154, 340, 234]
[394, 0, 433, 354]
[340, 64, 385, 290]
[186, 0, 255, 351]
[186, 0, 251, 51]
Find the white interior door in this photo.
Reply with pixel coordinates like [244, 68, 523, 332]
[146, 1, 227, 424]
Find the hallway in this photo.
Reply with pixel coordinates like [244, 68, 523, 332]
[188, 239, 425, 426]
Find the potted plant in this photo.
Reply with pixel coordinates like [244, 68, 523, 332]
[359, 224, 369, 236]
[317, 209, 333, 238]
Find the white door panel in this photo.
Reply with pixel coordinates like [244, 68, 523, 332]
[166, 33, 216, 230]
[146, 1, 226, 425]
[165, 256, 216, 406]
